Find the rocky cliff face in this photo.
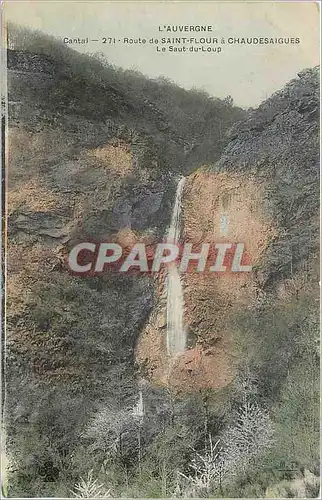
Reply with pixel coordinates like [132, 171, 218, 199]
[136, 67, 319, 394]
[136, 171, 275, 392]
[5, 25, 319, 498]
[7, 49, 177, 400]
[8, 53, 318, 397]
[217, 66, 320, 287]
[6, 31, 244, 490]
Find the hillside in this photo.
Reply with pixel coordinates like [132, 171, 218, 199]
[5, 25, 245, 498]
[4, 24, 320, 499]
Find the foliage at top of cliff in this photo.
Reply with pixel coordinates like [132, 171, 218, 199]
[7, 22, 245, 171]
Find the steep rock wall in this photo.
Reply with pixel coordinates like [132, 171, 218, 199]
[135, 67, 319, 394]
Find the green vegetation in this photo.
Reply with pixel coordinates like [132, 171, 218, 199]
[7, 23, 245, 174]
[4, 24, 320, 498]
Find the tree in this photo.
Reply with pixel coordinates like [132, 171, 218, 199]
[82, 406, 136, 460]
[218, 400, 274, 486]
[70, 470, 111, 498]
[223, 95, 234, 106]
[176, 435, 221, 497]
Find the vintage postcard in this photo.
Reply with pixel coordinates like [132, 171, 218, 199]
[1, 1, 320, 498]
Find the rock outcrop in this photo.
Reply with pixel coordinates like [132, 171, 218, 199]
[6, 30, 243, 414]
[135, 67, 319, 393]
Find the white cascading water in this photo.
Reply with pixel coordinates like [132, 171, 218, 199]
[166, 177, 186, 357]
[132, 390, 144, 419]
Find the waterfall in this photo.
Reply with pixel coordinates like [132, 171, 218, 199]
[167, 177, 186, 243]
[166, 177, 186, 357]
[132, 390, 144, 419]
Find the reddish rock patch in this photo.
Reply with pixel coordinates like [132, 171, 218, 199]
[136, 170, 276, 393]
